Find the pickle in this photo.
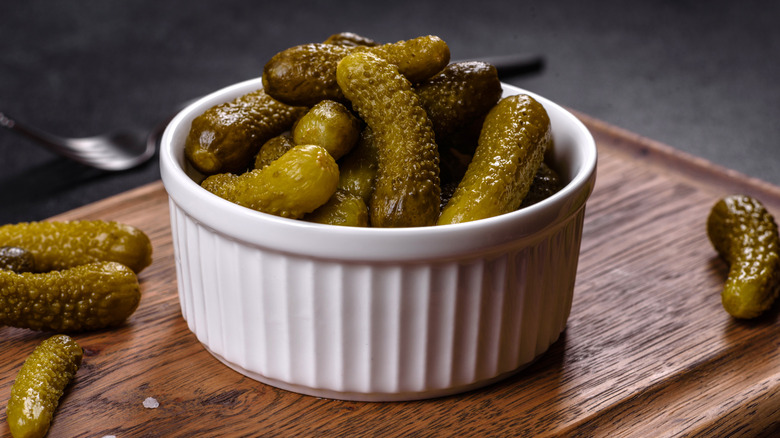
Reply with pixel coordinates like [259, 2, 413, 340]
[202, 144, 339, 219]
[185, 89, 307, 175]
[0, 221, 152, 274]
[253, 133, 295, 170]
[337, 51, 441, 228]
[292, 100, 361, 160]
[263, 35, 450, 107]
[7, 334, 82, 438]
[0, 261, 140, 331]
[304, 190, 369, 227]
[707, 195, 780, 319]
[0, 246, 35, 273]
[323, 32, 378, 46]
[438, 94, 551, 225]
[415, 61, 502, 150]
[520, 162, 564, 208]
[337, 126, 379, 204]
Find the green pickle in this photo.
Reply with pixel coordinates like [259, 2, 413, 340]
[304, 189, 369, 227]
[337, 126, 379, 204]
[0, 246, 35, 273]
[185, 89, 306, 175]
[293, 100, 361, 160]
[438, 94, 551, 225]
[415, 61, 503, 152]
[253, 133, 296, 170]
[707, 195, 780, 319]
[0, 221, 152, 274]
[202, 144, 339, 219]
[0, 261, 141, 331]
[520, 162, 564, 208]
[263, 35, 450, 106]
[7, 334, 82, 438]
[337, 51, 441, 228]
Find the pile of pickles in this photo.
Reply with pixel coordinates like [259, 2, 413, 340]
[185, 32, 563, 228]
[1, 220, 153, 438]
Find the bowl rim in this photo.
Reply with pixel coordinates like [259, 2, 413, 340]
[160, 78, 597, 261]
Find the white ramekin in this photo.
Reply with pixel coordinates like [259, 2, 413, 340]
[160, 78, 597, 401]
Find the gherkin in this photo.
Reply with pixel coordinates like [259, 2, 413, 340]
[263, 35, 450, 107]
[202, 144, 339, 219]
[185, 89, 307, 175]
[707, 195, 780, 319]
[253, 133, 296, 170]
[0, 246, 35, 273]
[438, 94, 551, 225]
[0, 261, 141, 331]
[293, 100, 361, 160]
[337, 51, 441, 228]
[7, 334, 82, 438]
[0, 220, 152, 274]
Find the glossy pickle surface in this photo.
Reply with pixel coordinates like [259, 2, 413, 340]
[6, 334, 82, 438]
[438, 94, 551, 225]
[0, 220, 152, 274]
[202, 144, 339, 219]
[707, 195, 780, 319]
[0, 261, 141, 331]
[337, 51, 441, 228]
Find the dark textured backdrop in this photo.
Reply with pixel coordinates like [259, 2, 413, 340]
[2, 0, 778, 223]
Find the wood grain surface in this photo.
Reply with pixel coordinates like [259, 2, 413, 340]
[2, 113, 780, 437]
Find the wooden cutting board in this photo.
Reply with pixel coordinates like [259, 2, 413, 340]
[2, 112, 780, 438]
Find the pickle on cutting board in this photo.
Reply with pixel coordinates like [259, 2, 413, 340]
[185, 88, 307, 175]
[0, 246, 35, 273]
[0, 261, 141, 331]
[438, 94, 551, 225]
[337, 51, 441, 228]
[6, 334, 83, 438]
[707, 194, 780, 319]
[202, 144, 339, 219]
[0, 220, 152, 274]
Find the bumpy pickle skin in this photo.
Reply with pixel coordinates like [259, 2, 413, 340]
[202, 144, 339, 219]
[304, 190, 369, 227]
[438, 94, 551, 225]
[0, 261, 141, 331]
[0, 246, 35, 273]
[253, 133, 296, 170]
[337, 126, 379, 204]
[0, 221, 152, 274]
[415, 61, 503, 150]
[520, 162, 564, 208]
[263, 35, 450, 107]
[707, 195, 780, 319]
[337, 51, 441, 228]
[185, 89, 307, 175]
[292, 100, 361, 160]
[7, 334, 82, 438]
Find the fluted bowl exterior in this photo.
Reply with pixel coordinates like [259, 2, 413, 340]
[160, 78, 597, 401]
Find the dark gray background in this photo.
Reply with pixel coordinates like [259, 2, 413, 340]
[2, 0, 778, 223]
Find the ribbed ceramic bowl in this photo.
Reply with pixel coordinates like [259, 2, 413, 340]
[159, 78, 597, 401]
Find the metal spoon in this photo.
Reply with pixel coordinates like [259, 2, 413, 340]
[0, 111, 155, 172]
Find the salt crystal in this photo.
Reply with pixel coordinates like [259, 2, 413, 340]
[143, 397, 159, 409]
[102, 436, 117, 438]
